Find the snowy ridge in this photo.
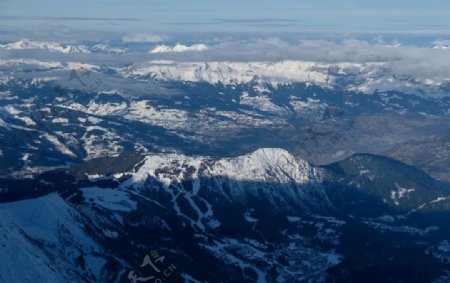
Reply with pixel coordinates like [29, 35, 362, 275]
[0, 39, 127, 54]
[124, 60, 450, 97]
[0, 193, 107, 282]
[124, 148, 329, 212]
[125, 152, 205, 189]
[209, 148, 321, 184]
[1, 56, 449, 97]
[129, 148, 322, 186]
[125, 60, 330, 86]
[92, 44, 128, 54]
[0, 39, 91, 54]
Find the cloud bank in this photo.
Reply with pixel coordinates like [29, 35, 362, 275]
[149, 43, 208, 53]
[122, 33, 168, 43]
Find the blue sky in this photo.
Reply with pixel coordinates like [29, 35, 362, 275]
[1, 0, 450, 34]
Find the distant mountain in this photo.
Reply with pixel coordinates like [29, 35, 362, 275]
[0, 39, 128, 54]
[123, 60, 450, 98]
[384, 130, 450, 182]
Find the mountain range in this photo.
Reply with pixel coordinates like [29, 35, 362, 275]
[1, 148, 449, 282]
[0, 39, 449, 282]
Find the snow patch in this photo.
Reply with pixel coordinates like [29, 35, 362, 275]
[81, 187, 137, 212]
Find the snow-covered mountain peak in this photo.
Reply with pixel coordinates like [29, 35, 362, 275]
[215, 148, 298, 175]
[125, 153, 204, 189]
[245, 147, 294, 163]
[211, 148, 320, 184]
[0, 38, 91, 54]
[125, 148, 322, 192]
[92, 44, 128, 54]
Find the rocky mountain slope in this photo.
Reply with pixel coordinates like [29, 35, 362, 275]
[0, 149, 449, 282]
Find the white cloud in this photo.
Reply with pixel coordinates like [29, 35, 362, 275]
[122, 33, 167, 43]
[149, 43, 208, 53]
[433, 40, 450, 50]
